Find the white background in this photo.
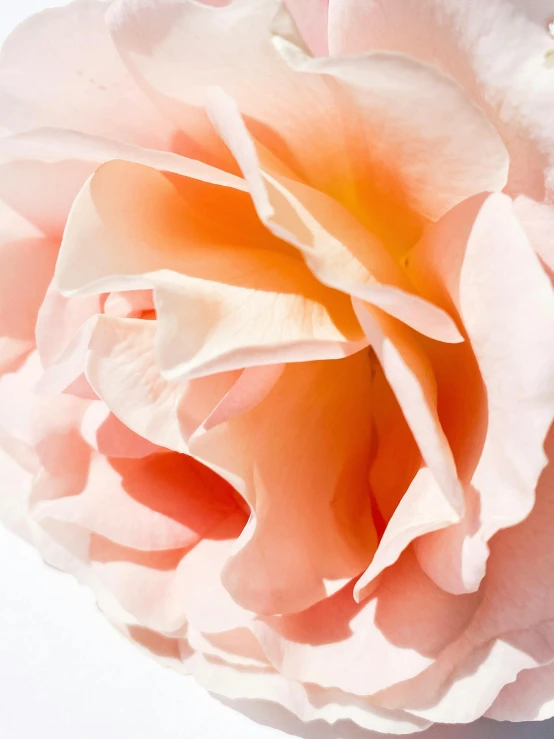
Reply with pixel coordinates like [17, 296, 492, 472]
[1, 2, 554, 738]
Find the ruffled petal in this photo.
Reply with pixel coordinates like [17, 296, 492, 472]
[0, 203, 57, 374]
[56, 158, 366, 375]
[89, 509, 251, 633]
[408, 193, 554, 594]
[252, 547, 478, 696]
[190, 353, 378, 616]
[514, 195, 554, 275]
[207, 87, 463, 344]
[108, 0, 508, 249]
[35, 451, 237, 552]
[85, 317, 188, 453]
[383, 429, 554, 724]
[328, 0, 554, 202]
[0, 0, 174, 147]
[283, 0, 329, 55]
[486, 660, 554, 722]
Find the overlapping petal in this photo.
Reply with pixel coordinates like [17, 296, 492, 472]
[408, 193, 554, 594]
[327, 0, 554, 201]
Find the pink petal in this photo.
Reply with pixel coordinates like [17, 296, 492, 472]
[252, 547, 478, 696]
[207, 87, 463, 344]
[514, 195, 554, 275]
[56, 158, 366, 375]
[409, 193, 554, 594]
[0, 229, 57, 374]
[386, 428, 554, 724]
[85, 317, 188, 453]
[0, 0, 174, 148]
[108, 0, 508, 248]
[36, 451, 239, 552]
[190, 354, 379, 616]
[90, 509, 250, 634]
[328, 0, 554, 202]
[283, 0, 329, 55]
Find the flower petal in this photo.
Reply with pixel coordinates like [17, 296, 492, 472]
[409, 193, 554, 594]
[385, 428, 554, 724]
[0, 200, 57, 374]
[328, 0, 554, 202]
[253, 547, 478, 696]
[56, 158, 366, 375]
[207, 86, 464, 344]
[35, 451, 238, 552]
[85, 317, 188, 453]
[190, 354, 379, 616]
[108, 0, 508, 248]
[0, 0, 173, 147]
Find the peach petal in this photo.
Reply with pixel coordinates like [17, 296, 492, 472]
[35, 288, 103, 369]
[108, 0, 508, 236]
[368, 362, 421, 525]
[327, 0, 554, 202]
[409, 193, 554, 594]
[80, 402, 160, 459]
[190, 355, 378, 616]
[56, 158, 366, 374]
[90, 509, 251, 634]
[354, 468, 460, 603]
[35, 451, 237, 552]
[514, 195, 554, 274]
[0, 0, 173, 147]
[389, 434, 554, 724]
[83, 314, 266, 461]
[252, 547, 478, 697]
[85, 316, 188, 453]
[353, 303, 463, 518]
[0, 199, 58, 374]
[207, 87, 464, 344]
[271, 34, 509, 224]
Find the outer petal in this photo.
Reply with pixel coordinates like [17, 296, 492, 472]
[0, 0, 174, 148]
[328, 0, 554, 201]
[486, 661, 554, 722]
[514, 195, 554, 275]
[116, 627, 432, 735]
[409, 193, 554, 594]
[284, 0, 329, 55]
[89, 509, 251, 634]
[180, 650, 433, 735]
[0, 158, 95, 239]
[252, 548, 479, 697]
[0, 203, 57, 374]
[381, 428, 554, 725]
[34, 451, 238, 552]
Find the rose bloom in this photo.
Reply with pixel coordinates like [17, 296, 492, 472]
[1, 0, 554, 734]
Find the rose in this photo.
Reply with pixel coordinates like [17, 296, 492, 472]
[1, 0, 553, 735]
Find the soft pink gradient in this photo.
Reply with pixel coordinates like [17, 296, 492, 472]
[0, 0, 553, 734]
